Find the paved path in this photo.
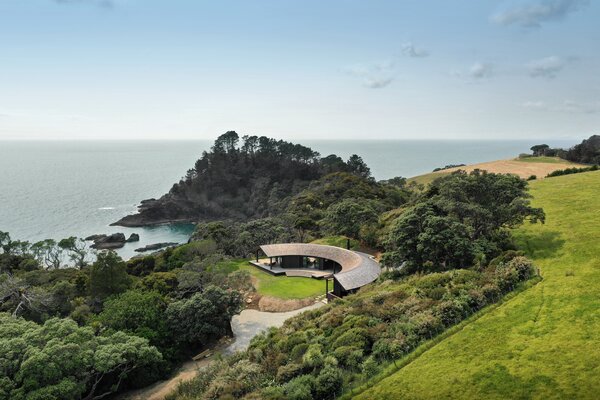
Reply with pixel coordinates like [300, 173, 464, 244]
[227, 302, 323, 353]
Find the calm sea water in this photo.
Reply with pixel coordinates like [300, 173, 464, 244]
[0, 139, 575, 259]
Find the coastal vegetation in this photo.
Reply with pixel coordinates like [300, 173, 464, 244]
[168, 255, 537, 400]
[113, 131, 378, 227]
[383, 170, 544, 273]
[432, 163, 466, 172]
[563, 134, 600, 164]
[527, 135, 600, 165]
[353, 169, 600, 399]
[156, 135, 545, 400]
[1, 133, 562, 400]
[545, 164, 599, 177]
[0, 236, 247, 399]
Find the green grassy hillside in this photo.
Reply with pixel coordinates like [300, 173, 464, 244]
[514, 155, 576, 164]
[354, 171, 600, 399]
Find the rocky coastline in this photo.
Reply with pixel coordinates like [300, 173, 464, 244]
[111, 198, 197, 227]
[134, 242, 179, 253]
[85, 232, 139, 250]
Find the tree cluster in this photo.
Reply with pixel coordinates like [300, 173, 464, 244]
[546, 164, 599, 177]
[564, 135, 600, 164]
[0, 313, 161, 400]
[1, 232, 89, 273]
[0, 233, 245, 399]
[529, 135, 600, 163]
[382, 170, 545, 273]
[116, 132, 374, 226]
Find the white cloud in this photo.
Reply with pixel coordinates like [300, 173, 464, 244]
[492, 0, 589, 28]
[558, 100, 600, 113]
[521, 99, 600, 113]
[527, 56, 566, 78]
[450, 62, 495, 82]
[343, 61, 395, 89]
[469, 62, 494, 79]
[401, 42, 429, 58]
[363, 77, 394, 89]
[521, 100, 548, 109]
[53, 0, 114, 8]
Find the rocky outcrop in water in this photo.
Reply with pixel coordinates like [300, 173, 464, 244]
[135, 242, 178, 252]
[87, 233, 127, 250]
[111, 198, 194, 227]
[85, 234, 106, 241]
[126, 233, 140, 242]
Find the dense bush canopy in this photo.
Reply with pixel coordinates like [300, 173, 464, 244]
[383, 170, 544, 272]
[115, 132, 379, 226]
[0, 313, 161, 400]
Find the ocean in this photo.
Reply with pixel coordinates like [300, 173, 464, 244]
[0, 139, 576, 259]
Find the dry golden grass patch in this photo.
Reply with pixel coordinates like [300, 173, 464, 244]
[409, 158, 583, 185]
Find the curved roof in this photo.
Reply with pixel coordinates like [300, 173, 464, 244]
[260, 243, 380, 291]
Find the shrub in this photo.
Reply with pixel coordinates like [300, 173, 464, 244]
[371, 338, 405, 361]
[290, 343, 309, 361]
[489, 250, 525, 268]
[276, 363, 304, 382]
[507, 256, 535, 281]
[436, 299, 469, 326]
[284, 375, 316, 400]
[302, 344, 324, 369]
[203, 360, 264, 399]
[331, 327, 368, 349]
[333, 346, 364, 369]
[315, 366, 344, 399]
[546, 165, 598, 178]
[260, 386, 286, 400]
[361, 356, 378, 379]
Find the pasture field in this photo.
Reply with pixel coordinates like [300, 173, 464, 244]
[355, 171, 600, 399]
[409, 157, 582, 186]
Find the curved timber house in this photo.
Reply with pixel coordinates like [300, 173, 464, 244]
[254, 243, 381, 298]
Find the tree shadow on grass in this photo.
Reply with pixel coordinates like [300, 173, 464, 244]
[472, 363, 564, 400]
[513, 230, 565, 260]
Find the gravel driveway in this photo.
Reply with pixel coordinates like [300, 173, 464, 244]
[226, 302, 323, 353]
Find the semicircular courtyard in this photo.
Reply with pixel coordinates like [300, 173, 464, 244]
[250, 243, 381, 299]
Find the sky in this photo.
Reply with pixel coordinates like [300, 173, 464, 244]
[0, 0, 599, 141]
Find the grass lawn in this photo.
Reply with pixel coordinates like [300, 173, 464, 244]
[515, 155, 576, 164]
[354, 171, 600, 399]
[216, 237, 363, 300]
[226, 260, 326, 300]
